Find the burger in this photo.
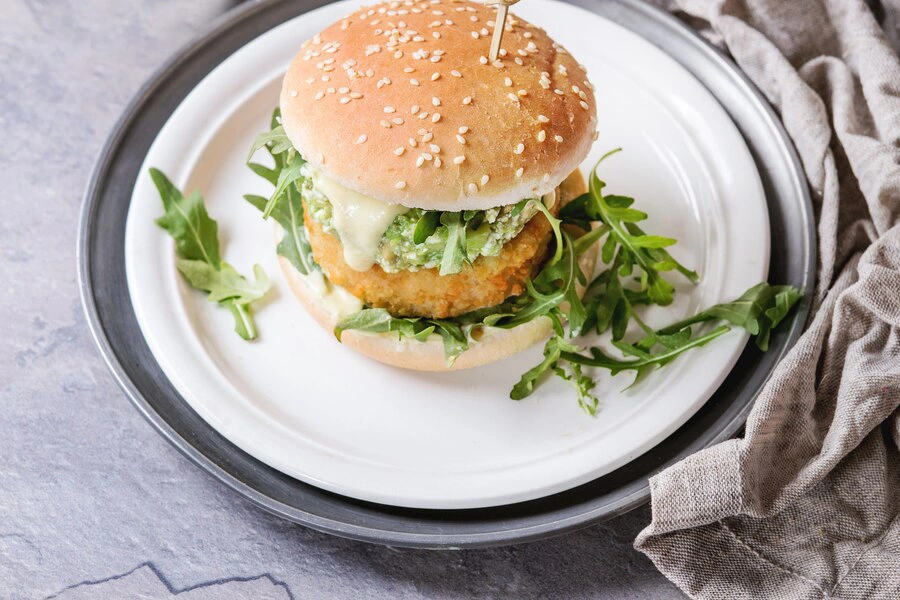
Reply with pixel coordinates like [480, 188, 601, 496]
[248, 0, 599, 371]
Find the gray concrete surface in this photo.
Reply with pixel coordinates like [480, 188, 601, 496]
[0, 1, 684, 598]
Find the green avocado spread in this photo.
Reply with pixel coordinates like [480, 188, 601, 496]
[300, 175, 541, 273]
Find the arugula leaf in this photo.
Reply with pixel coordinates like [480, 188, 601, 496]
[413, 211, 440, 244]
[263, 156, 305, 219]
[532, 199, 564, 265]
[335, 308, 469, 366]
[151, 170, 221, 268]
[177, 261, 269, 304]
[246, 109, 307, 220]
[151, 168, 269, 340]
[244, 189, 317, 276]
[439, 211, 467, 275]
[511, 335, 582, 400]
[653, 282, 802, 351]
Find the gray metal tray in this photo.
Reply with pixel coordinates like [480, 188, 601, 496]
[78, 0, 815, 548]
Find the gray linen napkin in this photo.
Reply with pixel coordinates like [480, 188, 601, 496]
[634, 0, 900, 598]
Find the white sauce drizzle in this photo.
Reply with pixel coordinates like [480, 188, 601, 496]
[302, 270, 364, 318]
[312, 171, 409, 271]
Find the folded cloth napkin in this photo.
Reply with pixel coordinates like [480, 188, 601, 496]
[634, 0, 900, 598]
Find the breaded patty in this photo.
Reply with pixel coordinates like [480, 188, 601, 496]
[304, 170, 587, 318]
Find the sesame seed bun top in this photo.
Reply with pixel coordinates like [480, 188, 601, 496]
[280, 0, 598, 211]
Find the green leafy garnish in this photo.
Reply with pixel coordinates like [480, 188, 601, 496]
[151, 168, 270, 340]
[247, 110, 307, 219]
[334, 308, 468, 367]
[244, 110, 319, 276]
[507, 149, 801, 414]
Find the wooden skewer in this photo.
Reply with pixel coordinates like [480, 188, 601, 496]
[489, 1, 516, 62]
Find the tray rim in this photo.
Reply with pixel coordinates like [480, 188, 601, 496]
[77, 0, 816, 548]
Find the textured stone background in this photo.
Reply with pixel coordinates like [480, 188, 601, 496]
[0, 1, 683, 598]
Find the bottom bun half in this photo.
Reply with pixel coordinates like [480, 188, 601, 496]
[279, 169, 598, 372]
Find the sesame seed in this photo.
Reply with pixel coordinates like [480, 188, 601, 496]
[314, 91, 325, 100]
[411, 104, 420, 114]
[339, 97, 350, 104]
[356, 134, 367, 144]
[450, 70, 462, 77]
[384, 106, 396, 113]
[392, 117, 404, 125]
[554, 135, 564, 142]
[416, 156, 425, 167]
[517, 89, 528, 97]
[514, 57, 524, 66]
[430, 144, 440, 153]
[543, 173, 551, 183]
[481, 28, 490, 36]
[289, 89, 298, 97]
[462, 96, 473, 105]
[492, 60, 504, 68]
[339, 86, 349, 93]
[507, 92, 519, 103]
[394, 147, 405, 156]
[395, 181, 407, 189]
[432, 113, 441, 123]
[537, 115, 550, 123]
[471, 31, 480, 39]
[499, 48, 508, 57]
[418, 112, 429, 120]
[430, 55, 441, 63]
[579, 90, 588, 100]
[404, 67, 415, 73]
[553, 89, 564, 95]
[432, 96, 441, 106]
[479, 56, 488, 65]
[349, 92, 363, 99]
[517, 49, 528, 57]
[467, 183, 478, 194]
[456, 134, 466, 144]
[480, 175, 490, 185]
[408, 138, 417, 148]
[410, 78, 419, 86]
[515, 167, 524, 178]
[537, 130, 546, 142]
[572, 85, 580, 93]
[380, 120, 391, 128]
[327, 86, 335, 93]
[524, 32, 533, 39]
[514, 143, 525, 154]
[504, 77, 512, 87]
[422, 132, 434, 142]
[394, 50, 403, 59]
[418, 128, 428, 135]
[433, 31, 440, 39]
[434, 157, 442, 167]
[422, 152, 433, 160]
[580, 100, 590, 110]
[453, 155, 465, 164]
[431, 72, 440, 81]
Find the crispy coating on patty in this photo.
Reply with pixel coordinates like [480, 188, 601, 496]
[304, 170, 587, 318]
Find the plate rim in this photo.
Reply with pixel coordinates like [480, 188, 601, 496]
[78, 0, 816, 548]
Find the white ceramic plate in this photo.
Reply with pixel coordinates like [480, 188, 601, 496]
[125, 0, 769, 509]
